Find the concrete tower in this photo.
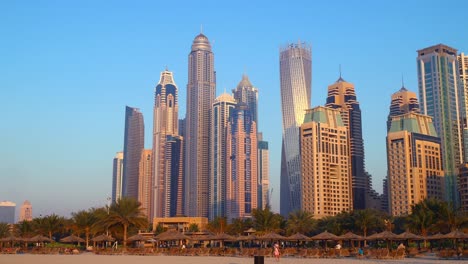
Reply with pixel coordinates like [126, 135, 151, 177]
[112, 152, 124, 203]
[185, 33, 216, 217]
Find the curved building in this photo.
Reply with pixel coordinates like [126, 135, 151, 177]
[185, 33, 216, 217]
[279, 42, 311, 215]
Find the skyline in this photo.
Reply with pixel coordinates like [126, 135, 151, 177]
[2, 1, 468, 218]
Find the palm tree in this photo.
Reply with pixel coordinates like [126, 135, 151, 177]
[252, 205, 283, 233]
[14, 220, 34, 239]
[33, 214, 66, 240]
[97, 197, 148, 249]
[188, 223, 199, 232]
[71, 209, 99, 248]
[353, 209, 384, 246]
[227, 218, 249, 235]
[207, 217, 227, 234]
[286, 210, 315, 235]
[0, 222, 10, 238]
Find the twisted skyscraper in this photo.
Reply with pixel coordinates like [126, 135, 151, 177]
[279, 42, 311, 215]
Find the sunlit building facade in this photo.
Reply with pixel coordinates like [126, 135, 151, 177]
[19, 200, 32, 222]
[0, 201, 15, 224]
[122, 106, 144, 199]
[210, 93, 236, 220]
[258, 134, 270, 209]
[153, 69, 181, 218]
[185, 33, 216, 218]
[387, 113, 444, 216]
[300, 106, 352, 218]
[279, 42, 312, 215]
[112, 151, 124, 203]
[138, 149, 153, 220]
[226, 105, 258, 221]
[417, 44, 464, 206]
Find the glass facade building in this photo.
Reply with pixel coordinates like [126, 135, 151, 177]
[279, 42, 311, 215]
[417, 44, 464, 205]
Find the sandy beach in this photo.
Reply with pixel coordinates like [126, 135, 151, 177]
[0, 254, 464, 264]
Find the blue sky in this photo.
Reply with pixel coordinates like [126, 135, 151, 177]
[1, 0, 467, 218]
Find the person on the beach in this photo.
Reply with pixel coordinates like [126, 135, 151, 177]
[274, 243, 280, 261]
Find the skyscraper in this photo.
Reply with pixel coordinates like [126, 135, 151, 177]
[153, 69, 180, 218]
[233, 74, 258, 124]
[459, 53, 468, 121]
[122, 106, 144, 199]
[325, 75, 367, 210]
[300, 106, 352, 218]
[210, 93, 236, 220]
[0, 201, 15, 224]
[185, 33, 216, 217]
[417, 44, 464, 205]
[226, 104, 258, 221]
[19, 200, 32, 222]
[279, 42, 312, 215]
[138, 149, 153, 220]
[387, 87, 420, 132]
[112, 152, 124, 203]
[257, 133, 270, 209]
[164, 135, 184, 217]
[387, 113, 444, 216]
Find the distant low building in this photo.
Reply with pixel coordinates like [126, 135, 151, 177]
[0, 201, 16, 224]
[153, 216, 208, 232]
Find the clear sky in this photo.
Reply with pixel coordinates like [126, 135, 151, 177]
[1, 0, 467, 219]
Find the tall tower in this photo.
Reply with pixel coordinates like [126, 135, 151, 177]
[417, 44, 464, 205]
[185, 33, 216, 217]
[122, 106, 144, 199]
[112, 151, 124, 203]
[153, 69, 180, 218]
[164, 135, 184, 217]
[226, 104, 258, 221]
[210, 93, 236, 220]
[300, 106, 352, 218]
[387, 87, 420, 132]
[279, 42, 312, 215]
[459, 53, 468, 121]
[139, 149, 153, 220]
[233, 74, 258, 124]
[0, 201, 16, 224]
[257, 133, 270, 209]
[19, 200, 32, 222]
[387, 113, 444, 216]
[325, 76, 367, 210]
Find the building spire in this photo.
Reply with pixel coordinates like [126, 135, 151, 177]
[401, 74, 405, 88]
[339, 64, 342, 79]
[200, 24, 203, 34]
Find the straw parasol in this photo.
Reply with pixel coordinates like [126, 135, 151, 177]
[286, 233, 310, 241]
[396, 231, 424, 240]
[28, 235, 53, 243]
[366, 231, 398, 240]
[441, 229, 468, 239]
[310, 231, 340, 241]
[237, 234, 257, 241]
[338, 231, 364, 240]
[155, 230, 190, 241]
[91, 234, 115, 242]
[426, 232, 445, 240]
[0, 235, 20, 242]
[259, 232, 286, 241]
[127, 234, 147, 242]
[60, 235, 85, 243]
[212, 233, 236, 241]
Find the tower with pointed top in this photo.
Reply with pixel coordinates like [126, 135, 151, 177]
[233, 75, 258, 124]
[279, 42, 312, 215]
[387, 86, 420, 132]
[185, 33, 216, 217]
[211, 93, 237, 220]
[325, 76, 370, 210]
[152, 69, 183, 218]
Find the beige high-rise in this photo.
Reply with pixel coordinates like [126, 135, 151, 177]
[458, 53, 468, 120]
[138, 149, 153, 221]
[19, 200, 32, 222]
[300, 106, 352, 218]
[185, 33, 216, 217]
[387, 113, 444, 216]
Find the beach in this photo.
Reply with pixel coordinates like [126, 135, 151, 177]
[0, 254, 463, 264]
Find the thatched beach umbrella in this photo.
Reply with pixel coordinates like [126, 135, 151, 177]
[427, 232, 445, 240]
[441, 230, 468, 240]
[127, 234, 147, 242]
[396, 231, 424, 240]
[156, 230, 190, 241]
[91, 234, 115, 242]
[286, 233, 310, 241]
[60, 234, 85, 243]
[29, 235, 53, 243]
[310, 231, 339, 241]
[366, 231, 398, 249]
[259, 232, 286, 241]
[0, 235, 20, 242]
[338, 231, 364, 248]
[237, 234, 257, 241]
